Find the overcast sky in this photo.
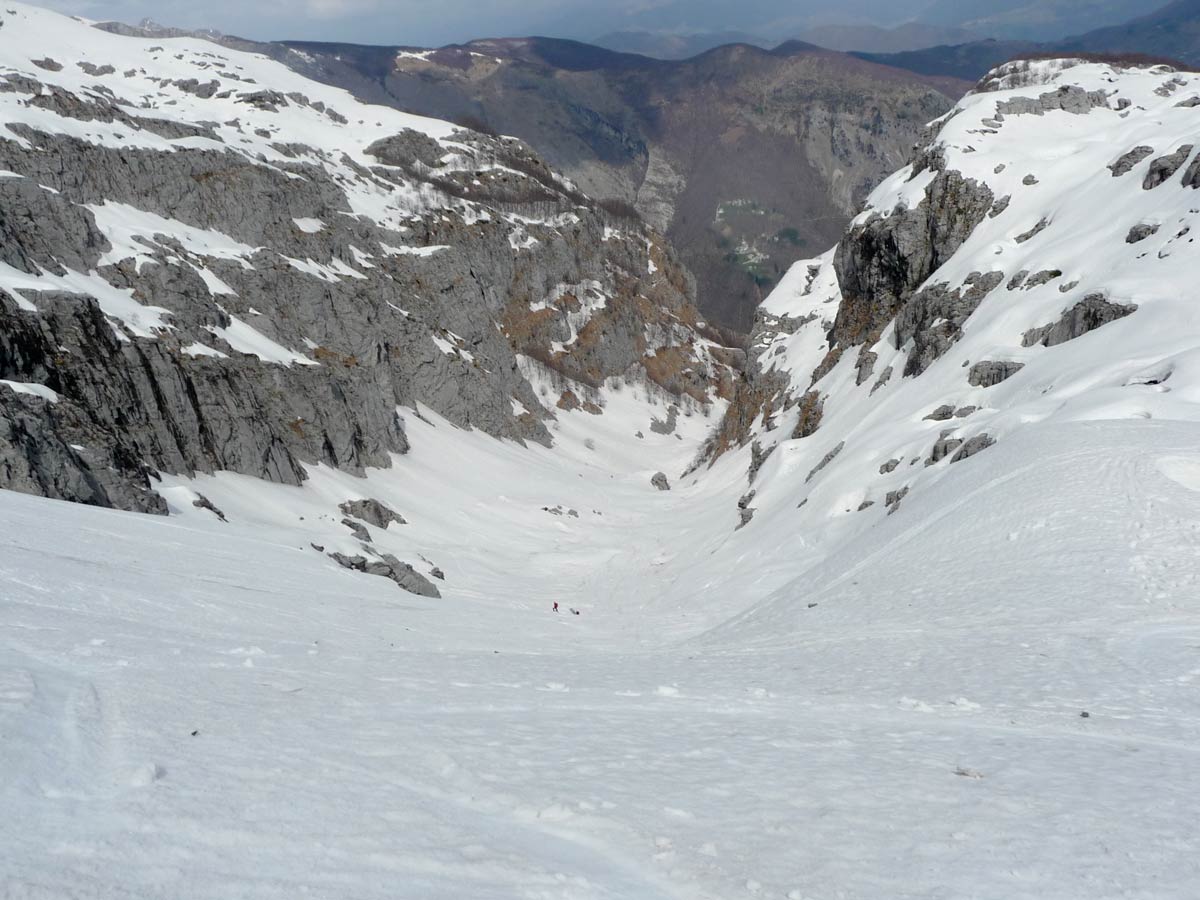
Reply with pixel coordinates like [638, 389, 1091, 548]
[36, 0, 945, 44]
[33, 0, 1155, 46]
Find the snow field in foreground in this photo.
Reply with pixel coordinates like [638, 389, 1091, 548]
[2, 419, 1199, 899]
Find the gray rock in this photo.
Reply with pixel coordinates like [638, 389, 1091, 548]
[879, 458, 901, 474]
[950, 433, 995, 463]
[806, 441, 845, 483]
[968, 361, 1025, 388]
[339, 498, 406, 529]
[1126, 224, 1159, 244]
[896, 271, 1004, 376]
[995, 86, 1109, 118]
[341, 518, 372, 543]
[831, 165, 995, 351]
[651, 472, 671, 491]
[1108, 145, 1154, 177]
[885, 486, 909, 513]
[791, 390, 824, 439]
[1143, 145, 1194, 190]
[1007, 269, 1030, 291]
[1014, 217, 1049, 244]
[854, 349, 878, 386]
[77, 62, 117, 77]
[1022, 174, 1039, 186]
[924, 404, 955, 421]
[329, 551, 441, 598]
[925, 431, 963, 466]
[1023, 269, 1063, 288]
[748, 440, 775, 484]
[1183, 153, 1200, 190]
[1021, 294, 1138, 348]
[192, 493, 227, 522]
[0, 74, 733, 511]
[649, 404, 679, 435]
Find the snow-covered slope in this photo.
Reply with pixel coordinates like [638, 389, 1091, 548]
[721, 58, 1200, 549]
[4, 418, 1200, 899]
[3, 24, 1200, 900]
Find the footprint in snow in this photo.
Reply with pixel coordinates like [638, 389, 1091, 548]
[129, 763, 166, 787]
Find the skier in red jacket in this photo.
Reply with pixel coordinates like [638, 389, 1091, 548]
[553, 602, 559, 613]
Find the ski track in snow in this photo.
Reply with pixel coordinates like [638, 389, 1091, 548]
[3, 419, 1200, 899]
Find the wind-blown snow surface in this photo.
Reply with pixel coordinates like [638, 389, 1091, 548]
[3, 415, 1200, 898]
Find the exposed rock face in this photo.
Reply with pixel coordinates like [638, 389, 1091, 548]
[1021, 295, 1138, 348]
[329, 552, 441, 597]
[0, 16, 735, 513]
[895, 271, 1005, 376]
[1143, 145, 1194, 190]
[968, 361, 1026, 387]
[1109, 146, 1154, 177]
[791, 390, 824, 439]
[925, 431, 963, 466]
[145, 32, 959, 331]
[994, 85, 1109, 117]
[650, 405, 679, 435]
[651, 472, 671, 491]
[806, 441, 844, 483]
[831, 164, 995, 351]
[340, 498, 406, 529]
[950, 433, 995, 463]
[1183, 153, 1200, 190]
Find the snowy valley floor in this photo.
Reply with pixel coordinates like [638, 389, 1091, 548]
[3, 417, 1200, 899]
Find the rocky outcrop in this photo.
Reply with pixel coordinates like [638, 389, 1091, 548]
[791, 390, 824, 439]
[968, 361, 1025, 387]
[831, 166, 995, 350]
[340, 498, 406, 529]
[950, 433, 995, 463]
[1108, 146, 1154, 177]
[994, 85, 1109, 117]
[651, 472, 671, 491]
[329, 551, 441, 598]
[650, 405, 679, 435]
[252, 35, 959, 330]
[806, 441, 845, 483]
[0, 50, 734, 512]
[895, 270, 1005, 376]
[925, 431, 962, 465]
[1021, 295, 1137, 348]
[1183, 153, 1200, 190]
[1143, 145, 1194, 190]
[1126, 224, 1159, 243]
